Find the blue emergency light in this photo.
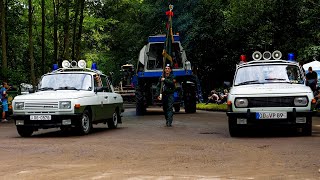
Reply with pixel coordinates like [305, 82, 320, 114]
[53, 64, 58, 71]
[91, 63, 98, 70]
[288, 53, 295, 61]
[148, 35, 180, 43]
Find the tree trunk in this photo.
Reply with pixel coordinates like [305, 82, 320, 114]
[72, 0, 80, 60]
[75, 0, 85, 61]
[0, 0, 7, 81]
[53, 0, 58, 64]
[63, 0, 70, 60]
[41, 0, 45, 74]
[29, 0, 36, 88]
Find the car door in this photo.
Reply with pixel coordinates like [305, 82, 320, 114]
[93, 74, 106, 121]
[99, 75, 113, 119]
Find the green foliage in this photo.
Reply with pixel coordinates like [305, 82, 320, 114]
[2, 0, 320, 90]
[196, 103, 227, 112]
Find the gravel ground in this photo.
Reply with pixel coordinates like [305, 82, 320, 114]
[0, 108, 319, 179]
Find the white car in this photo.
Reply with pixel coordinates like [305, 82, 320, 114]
[226, 51, 315, 137]
[12, 61, 124, 137]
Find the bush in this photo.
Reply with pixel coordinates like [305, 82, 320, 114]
[196, 103, 227, 112]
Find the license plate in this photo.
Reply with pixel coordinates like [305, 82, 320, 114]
[30, 115, 51, 120]
[256, 112, 287, 119]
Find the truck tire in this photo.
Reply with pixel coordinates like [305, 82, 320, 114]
[184, 99, 196, 113]
[183, 81, 197, 113]
[174, 104, 180, 113]
[17, 126, 33, 137]
[228, 117, 241, 137]
[136, 84, 146, 116]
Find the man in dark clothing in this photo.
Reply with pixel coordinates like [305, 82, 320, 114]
[157, 64, 176, 127]
[306, 66, 318, 92]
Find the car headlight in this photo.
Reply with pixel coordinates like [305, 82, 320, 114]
[294, 97, 308, 106]
[59, 101, 71, 109]
[235, 98, 248, 108]
[14, 102, 24, 110]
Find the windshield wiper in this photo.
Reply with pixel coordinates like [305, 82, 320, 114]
[265, 78, 286, 81]
[39, 87, 55, 91]
[237, 80, 261, 85]
[57, 86, 78, 90]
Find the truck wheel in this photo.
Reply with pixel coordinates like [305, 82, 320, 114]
[228, 118, 241, 137]
[136, 86, 146, 116]
[184, 99, 196, 113]
[108, 110, 119, 129]
[183, 81, 197, 113]
[17, 126, 33, 137]
[77, 109, 92, 135]
[174, 104, 180, 112]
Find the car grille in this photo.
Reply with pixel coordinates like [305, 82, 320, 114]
[25, 102, 59, 110]
[248, 97, 295, 107]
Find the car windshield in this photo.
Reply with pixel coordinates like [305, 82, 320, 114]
[39, 73, 92, 91]
[234, 64, 304, 86]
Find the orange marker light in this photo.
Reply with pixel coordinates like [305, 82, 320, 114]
[74, 104, 81, 109]
[312, 99, 316, 104]
[227, 100, 232, 106]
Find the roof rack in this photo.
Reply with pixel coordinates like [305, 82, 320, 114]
[52, 68, 104, 74]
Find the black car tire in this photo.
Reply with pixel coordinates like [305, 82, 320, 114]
[17, 126, 33, 137]
[77, 109, 92, 135]
[108, 110, 119, 129]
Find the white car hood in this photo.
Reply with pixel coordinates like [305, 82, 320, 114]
[230, 83, 312, 95]
[14, 90, 93, 100]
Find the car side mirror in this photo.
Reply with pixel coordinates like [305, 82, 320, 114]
[224, 81, 231, 88]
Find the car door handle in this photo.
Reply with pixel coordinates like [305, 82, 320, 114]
[104, 96, 108, 99]
[114, 97, 117, 99]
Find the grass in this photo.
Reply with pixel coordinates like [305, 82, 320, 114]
[196, 103, 228, 112]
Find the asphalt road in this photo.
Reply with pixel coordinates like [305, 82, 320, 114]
[0, 107, 319, 179]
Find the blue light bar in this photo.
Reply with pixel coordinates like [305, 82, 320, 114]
[148, 35, 180, 43]
[288, 53, 295, 61]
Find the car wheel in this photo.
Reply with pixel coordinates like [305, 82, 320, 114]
[108, 110, 119, 129]
[17, 126, 33, 137]
[228, 117, 241, 137]
[302, 122, 312, 136]
[77, 109, 92, 135]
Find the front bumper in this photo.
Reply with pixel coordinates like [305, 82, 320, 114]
[226, 109, 313, 127]
[12, 114, 82, 128]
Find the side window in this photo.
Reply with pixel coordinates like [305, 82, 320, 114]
[94, 74, 103, 88]
[82, 74, 92, 90]
[101, 75, 112, 92]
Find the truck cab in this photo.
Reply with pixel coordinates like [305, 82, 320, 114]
[226, 51, 315, 136]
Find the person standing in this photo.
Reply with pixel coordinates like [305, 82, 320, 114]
[0, 81, 9, 122]
[306, 66, 318, 92]
[157, 64, 176, 127]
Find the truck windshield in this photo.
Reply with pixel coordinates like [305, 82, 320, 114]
[234, 64, 304, 86]
[39, 73, 92, 91]
[147, 42, 182, 70]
